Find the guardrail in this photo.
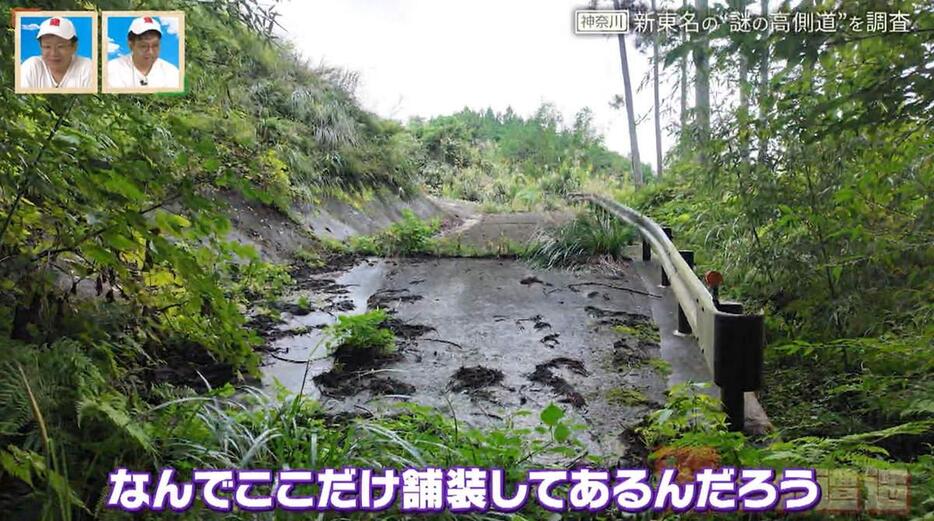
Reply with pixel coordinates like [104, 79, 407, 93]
[570, 193, 764, 432]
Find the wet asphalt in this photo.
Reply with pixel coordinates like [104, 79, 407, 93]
[257, 209, 730, 463]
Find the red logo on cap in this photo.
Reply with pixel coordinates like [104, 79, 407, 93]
[50, 18, 60, 26]
[144, 17, 153, 23]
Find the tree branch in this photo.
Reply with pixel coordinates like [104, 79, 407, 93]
[0, 98, 79, 245]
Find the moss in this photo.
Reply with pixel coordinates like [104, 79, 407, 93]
[606, 386, 649, 406]
[647, 358, 672, 376]
[613, 324, 661, 343]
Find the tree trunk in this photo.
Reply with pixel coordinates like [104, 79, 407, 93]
[694, 0, 711, 169]
[680, 0, 689, 138]
[613, 0, 642, 187]
[735, 0, 750, 164]
[758, 0, 770, 162]
[652, 0, 663, 179]
[740, 58, 750, 162]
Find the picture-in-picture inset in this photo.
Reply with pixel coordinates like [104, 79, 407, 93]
[15, 11, 98, 94]
[103, 11, 185, 93]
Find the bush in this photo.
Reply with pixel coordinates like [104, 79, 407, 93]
[526, 210, 635, 268]
[325, 309, 396, 354]
[383, 209, 441, 255]
[344, 210, 441, 256]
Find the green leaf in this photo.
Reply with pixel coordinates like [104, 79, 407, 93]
[102, 232, 138, 252]
[82, 243, 117, 266]
[103, 175, 145, 202]
[203, 158, 221, 172]
[553, 423, 571, 442]
[0, 448, 34, 487]
[540, 403, 564, 427]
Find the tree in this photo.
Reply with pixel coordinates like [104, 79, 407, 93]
[652, 0, 663, 179]
[733, 0, 751, 164]
[693, 0, 711, 168]
[757, 0, 769, 162]
[613, 0, 643, 187]
[680, 0, 689, 140]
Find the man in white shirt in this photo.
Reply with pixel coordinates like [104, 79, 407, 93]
[106, 16, 180, 89]
[20, 17, 93, 90]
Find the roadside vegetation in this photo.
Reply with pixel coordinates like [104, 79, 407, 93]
[1, 0, 931, 518]
[411, 106, 648, 211]
[611, 0, 934, 518]
[526, 210, 635, 268]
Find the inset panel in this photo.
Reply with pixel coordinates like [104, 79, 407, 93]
[102, 11, 185, 94]
[14, 11, 98, 94]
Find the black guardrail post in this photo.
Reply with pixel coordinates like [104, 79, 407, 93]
[576, 195, 768, 433]
[713, 313, 765, 431]
[677, 250, 695, 334]
[660, 227, 673, 287]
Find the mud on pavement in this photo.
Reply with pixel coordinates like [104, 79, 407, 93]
[259, 255, 670, 465]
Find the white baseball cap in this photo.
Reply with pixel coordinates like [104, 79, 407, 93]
[128, 16, 162, 36]
[37, 17, 77, 40]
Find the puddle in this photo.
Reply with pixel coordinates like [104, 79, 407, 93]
[260, 259, 390, 398]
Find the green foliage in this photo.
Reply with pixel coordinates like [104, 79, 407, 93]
[293, 246, 325, 268]
[410, 106, 634, 211]
[0, 0, 433, 516]
[526, 209, 635, 268]
[639, 382, 728, 449]
[228, 259, 293, 302]
[382, 209, 441, 255]
[634, 0, 934, 489]
[115, 388, 583, 520]
[325, 309, 396, 354]
[345, 209, 441, 257]
[639, 383, 934, 519]
[0, 338, 150, 519]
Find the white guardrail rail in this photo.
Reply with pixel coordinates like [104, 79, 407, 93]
[571, 193, 765, 432]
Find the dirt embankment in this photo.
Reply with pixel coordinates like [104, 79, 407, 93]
[223, 188, 461, 262]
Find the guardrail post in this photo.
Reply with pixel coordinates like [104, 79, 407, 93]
[677, 250, 695, 334]
[721, 386, 744, 433]
[660, 227, 673, 286]
[714, 313, 765, 432]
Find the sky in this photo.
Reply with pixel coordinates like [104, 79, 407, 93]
[106, 15, 181, 67]
[20, 15, 94, 61]
[276, 0, 686, 170]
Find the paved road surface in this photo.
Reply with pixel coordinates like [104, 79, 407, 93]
[260, 206, 742, 464]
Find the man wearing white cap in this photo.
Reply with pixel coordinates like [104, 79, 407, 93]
[20, 16, 93, 89]
[107, 16, 180, 89]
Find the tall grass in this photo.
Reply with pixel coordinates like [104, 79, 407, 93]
[133, 385, 583, 520]
[526, 210, 636, 268]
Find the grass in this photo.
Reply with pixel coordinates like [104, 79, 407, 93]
[293, 247, 325, 268]
[525, 210, 635, 268]
[142, 384, 588, 520]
